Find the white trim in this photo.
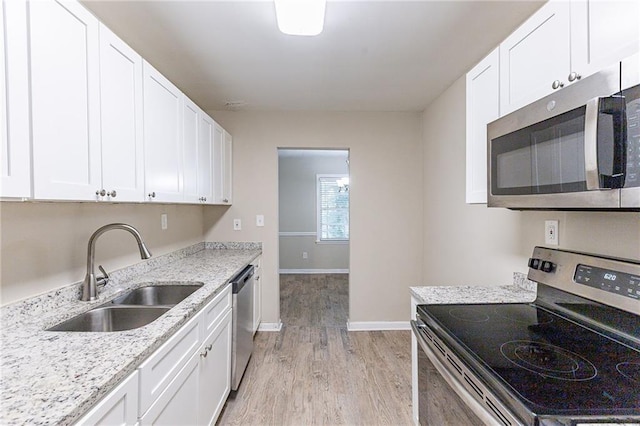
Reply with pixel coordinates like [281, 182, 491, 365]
[279, 269, 349, 274]
[257, 321, 283, 332]
[315, 239, 349, 245]
[347, 321, 411, 331]
[279, 231, 317, 237]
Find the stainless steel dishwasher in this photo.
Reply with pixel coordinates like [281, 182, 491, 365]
[230, 265, 254, 391]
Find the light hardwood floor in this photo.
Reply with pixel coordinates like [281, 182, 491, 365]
[217, 274, 413, 426]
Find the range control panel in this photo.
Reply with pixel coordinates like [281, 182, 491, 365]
[575, 264, 640, 300]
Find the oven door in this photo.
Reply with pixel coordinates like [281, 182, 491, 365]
[411, 320, 506, 426]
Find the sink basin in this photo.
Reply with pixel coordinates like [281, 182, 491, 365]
[47, 306, 170, 332]
[111, 283, 203, 306]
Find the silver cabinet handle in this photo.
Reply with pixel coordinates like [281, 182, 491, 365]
[148, 192, 156, 199]
[200, 350, 208, 358]
[107, 190, 117, 198]
[551, 80, 564, 90]
[568, 72, 581, 82]
[96, 189, 106, 197]
[206, 344, 212, 351]
[223, 198, 229, 203]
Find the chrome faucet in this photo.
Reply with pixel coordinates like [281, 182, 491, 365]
[81, 223, 152, 301]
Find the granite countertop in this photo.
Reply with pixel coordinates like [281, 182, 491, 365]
[410, 272, 537, 305]
[0, 242, 261, 426]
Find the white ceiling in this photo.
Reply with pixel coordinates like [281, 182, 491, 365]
[83, 0, 545, 112]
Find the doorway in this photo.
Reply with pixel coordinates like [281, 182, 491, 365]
[277, 149, 350, 328]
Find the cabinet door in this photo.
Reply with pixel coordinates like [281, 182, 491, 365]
[182, 97, 200, 203]
[143, 61, 184, 202]
[212, 122, 224, 204]
[500, 1, 571, 115]
[571, 0, 640, 80]
[198, 309, 232, 426]
[30, 0, 101, 200]
[466, 47, 499, 204]
[77, 371, 138, 426]
[222, 130, 233, 204]
[1, 0, 30, 198]
[252, 257, 262, 335]
[99, 23, 144, 202]
[198, 112, 214, 204]
[140, 354, 199, 426]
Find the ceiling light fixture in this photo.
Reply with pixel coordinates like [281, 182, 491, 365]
[274, 0, 326, 36]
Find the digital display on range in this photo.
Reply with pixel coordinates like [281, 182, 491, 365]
[574, 264, 640, 300]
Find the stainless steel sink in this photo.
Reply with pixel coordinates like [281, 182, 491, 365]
[111, 283, 203, 306]
[47, 306, 170, 332]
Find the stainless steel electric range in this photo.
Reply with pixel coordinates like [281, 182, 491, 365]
[412, 247, 640, 426]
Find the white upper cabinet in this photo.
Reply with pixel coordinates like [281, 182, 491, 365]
[98, 23, 144, 202]
[500, 0, 640, 115]
[182, 97, 200, 203]
[212, 122, 225, 204]
[466, 47, 500, 204]
[570, 0, 640, 79]
[500, 1, 571, 115]
[30, 0, 101, 200]
[222, 130, 233, 204]
[198, 113, 214, 204]
[0, 0, 31, 198]
[143, 61, 184, 202]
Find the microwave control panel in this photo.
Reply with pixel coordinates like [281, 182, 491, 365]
[624, 88, 639, 188]
[574, 264, 640, 300]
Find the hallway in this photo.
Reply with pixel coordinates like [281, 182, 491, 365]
[217, 274, 413, 425]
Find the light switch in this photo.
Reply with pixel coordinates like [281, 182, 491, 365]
[256, 215, 264, 227]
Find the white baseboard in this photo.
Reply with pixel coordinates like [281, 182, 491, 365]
[279, 269, 349, 274]
[257, 321, 283, 332]
[347, 321, 411, 331]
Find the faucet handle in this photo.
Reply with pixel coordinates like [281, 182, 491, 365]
[97, 265, 111, 288]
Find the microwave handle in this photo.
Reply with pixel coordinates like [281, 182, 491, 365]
[584, 96, 627, 190]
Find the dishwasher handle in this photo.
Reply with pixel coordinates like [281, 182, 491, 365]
[231, 265, 254, 294]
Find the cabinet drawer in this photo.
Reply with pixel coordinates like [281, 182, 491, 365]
[138, 314, 201, 416]
[200, 284, 231, 338]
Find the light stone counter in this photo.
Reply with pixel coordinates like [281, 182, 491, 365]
[410, 272, 537, 305]
[0, 242, 261, 426]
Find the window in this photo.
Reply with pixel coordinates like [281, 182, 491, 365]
[317, 174, 349, 242]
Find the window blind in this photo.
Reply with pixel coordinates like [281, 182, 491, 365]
[317, 175, 349, 241]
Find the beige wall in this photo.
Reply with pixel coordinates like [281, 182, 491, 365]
[421, 76, 640, 288]
[279, 152, 349, 271]
[203, 111, 423, 323]
[0, 202, 204, 305]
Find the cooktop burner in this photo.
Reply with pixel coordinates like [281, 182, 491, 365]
[500, 340, 597, 381]
[418, 302, 640, 415]
[617, 361, 640, 383]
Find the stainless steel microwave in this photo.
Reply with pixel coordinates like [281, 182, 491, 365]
[488, 55, 640, 210]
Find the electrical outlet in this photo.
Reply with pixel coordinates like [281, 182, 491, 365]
[545, 220, 559, 246]
[161, 214, 168, 230]
[233, 219, 242, 231]
[256, 215, 264, 227]
[302, 252, 308, 259]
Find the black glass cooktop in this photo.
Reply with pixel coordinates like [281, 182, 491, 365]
[417, 302, 640, 416]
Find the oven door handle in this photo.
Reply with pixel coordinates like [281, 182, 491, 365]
[584, 96, 627, 190]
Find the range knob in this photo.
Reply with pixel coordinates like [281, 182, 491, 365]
[528, 258, 541, 270]
[540, 261, 556, 273]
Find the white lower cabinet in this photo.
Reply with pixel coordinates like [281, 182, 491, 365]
[78, 284, 233, 426]
[198, 309, 233, 425]
[76, 371, 139, 426]
[140, 354, 200, 426]
[252, 257, 262, 335]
